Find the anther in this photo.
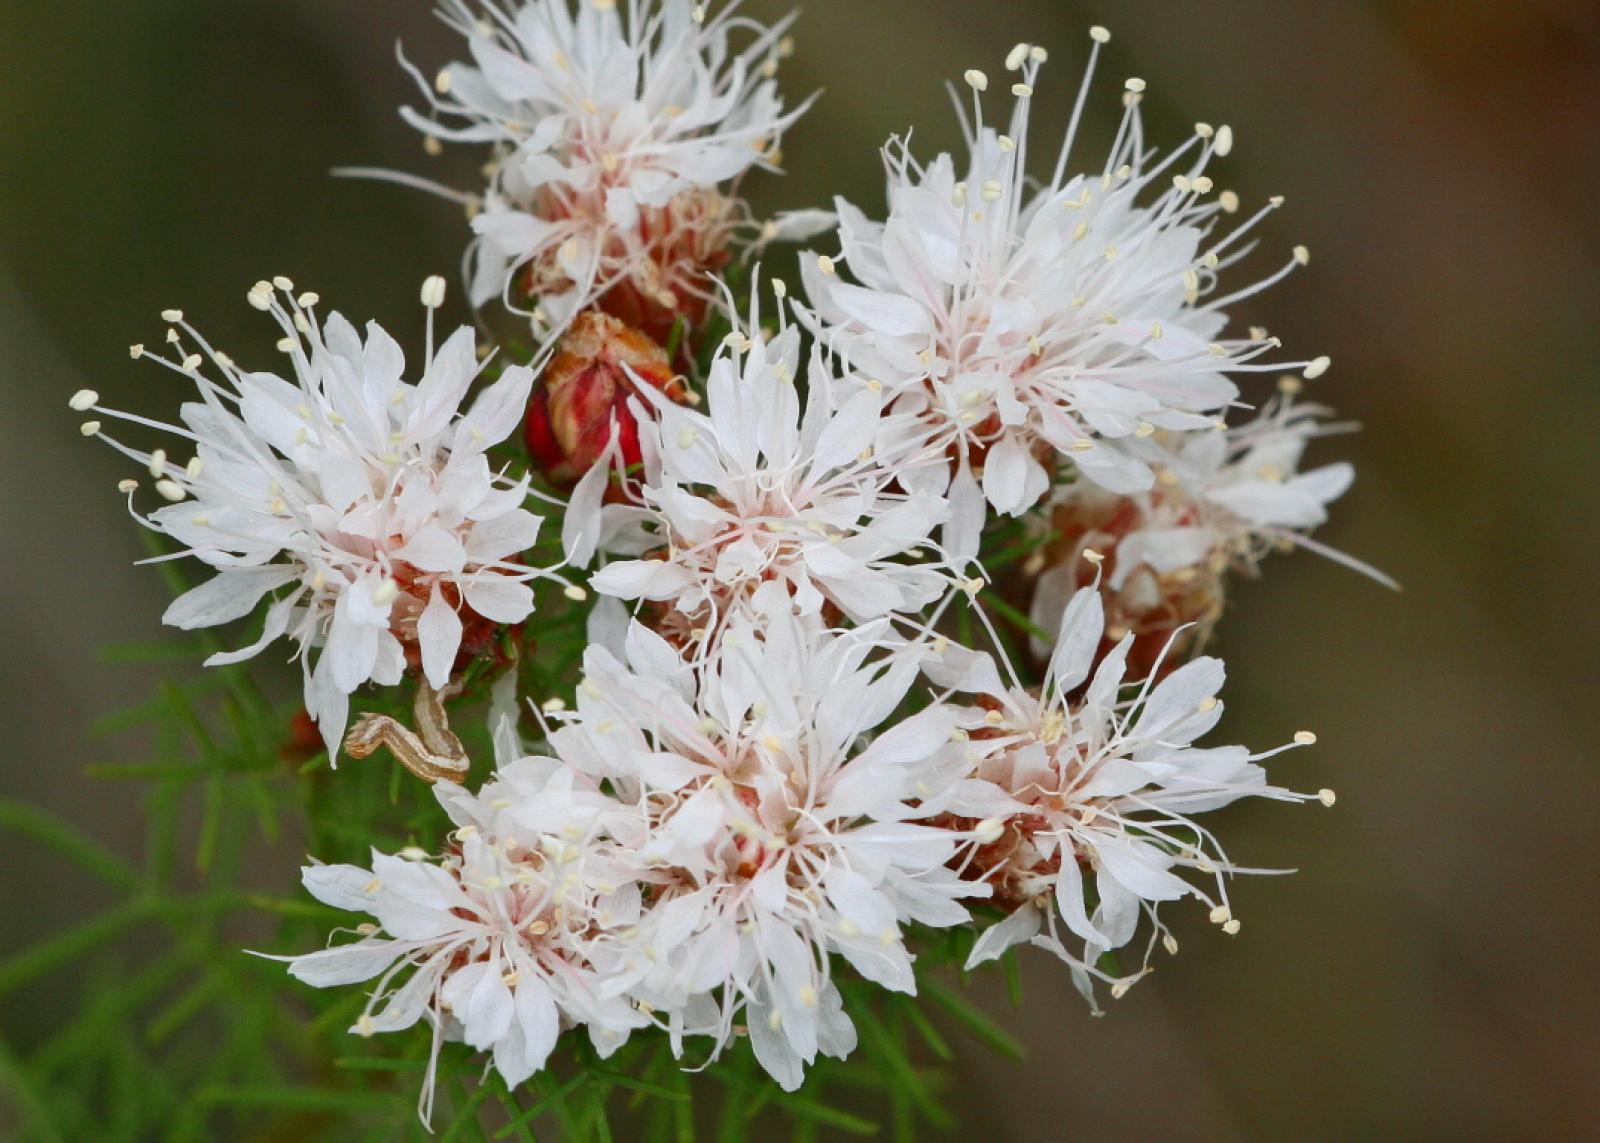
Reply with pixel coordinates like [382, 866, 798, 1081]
[161, 309, 183, 323]
[371, 580, 399, 606]
[816, 254, 836, 276]
[1082, 548, 1105, 564]
[1222, 919, 1242, 935]
[272, 276, 294, 291]
[1318, 788, 1337, 807]
[129, 344, 145, 359]
[420, 275, 447, 308]
[563, 585, 588, 601]
[1214, 125, 1234, 156]
[1293, 245, 1311, 266]
[1006, 43, 1030, 71]
[79, 421, 100, 437]
[1304, 355, 1331, 379]
[69, 389, 99, 412]
[154, 480, 186, 502]
[147, 449, 167, 477]
[1125, 77, 1146, 93]
[297, 291, 320, 307]
[1294, 730, 1318, 745]
[963, 69, 989, 92]
[117, 478, 139, 494]
[1090, 26, 1111, 44]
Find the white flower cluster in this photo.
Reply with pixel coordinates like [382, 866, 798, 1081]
[75, 277, 551, 756]
[77, 5, 1382, 1122]
[396, 0, 814, 337]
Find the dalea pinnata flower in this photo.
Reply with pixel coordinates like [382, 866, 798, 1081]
[524, 310, 686, 486]
[942, 581, 1333, 1007]
[1025, 396, 1394, 677]
[802, 29, 1330, 556]
[398, 0, 814, 341]
[545, 598, 1004, 1089]
[568, 291, 955, 636]
[74, 278, 550, 756]
[274, 777, 649, 1123]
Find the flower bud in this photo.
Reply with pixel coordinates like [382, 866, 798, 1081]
[524, 311, 686, 486]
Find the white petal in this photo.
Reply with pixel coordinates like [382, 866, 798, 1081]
[164, 568, 296, 630]
[418, 586, 464, 690]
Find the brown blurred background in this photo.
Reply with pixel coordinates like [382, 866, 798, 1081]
[3, 1, 1598, 1139]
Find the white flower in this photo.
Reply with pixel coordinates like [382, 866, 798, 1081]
[1027, 398, 1393, 661]
[545, 599, 994, 1089]
[277, 781, 648, 1123]
[577, 302, 954, 634]
[401, 0, 810, 330]
[79, 280, 547, 756]
[948, 583, 1328, 1006]
[803, 30, 1328, 552]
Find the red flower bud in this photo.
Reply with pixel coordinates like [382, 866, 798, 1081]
[524, 311, 686, 486]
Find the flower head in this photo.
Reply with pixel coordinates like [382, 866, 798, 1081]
[77, 278, 546, 756]
[947, 582, 1329, 1005]
[280, 775, 647, 1122]
[1025, 396, 1391, 676]
[573, 296, 955, 635]
[544, 601, 996, 1088]
[804, 31, 1327, 552]
[403, 0, 809, 339]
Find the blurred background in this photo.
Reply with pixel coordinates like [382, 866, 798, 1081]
[2, 0, 1597, 1139]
